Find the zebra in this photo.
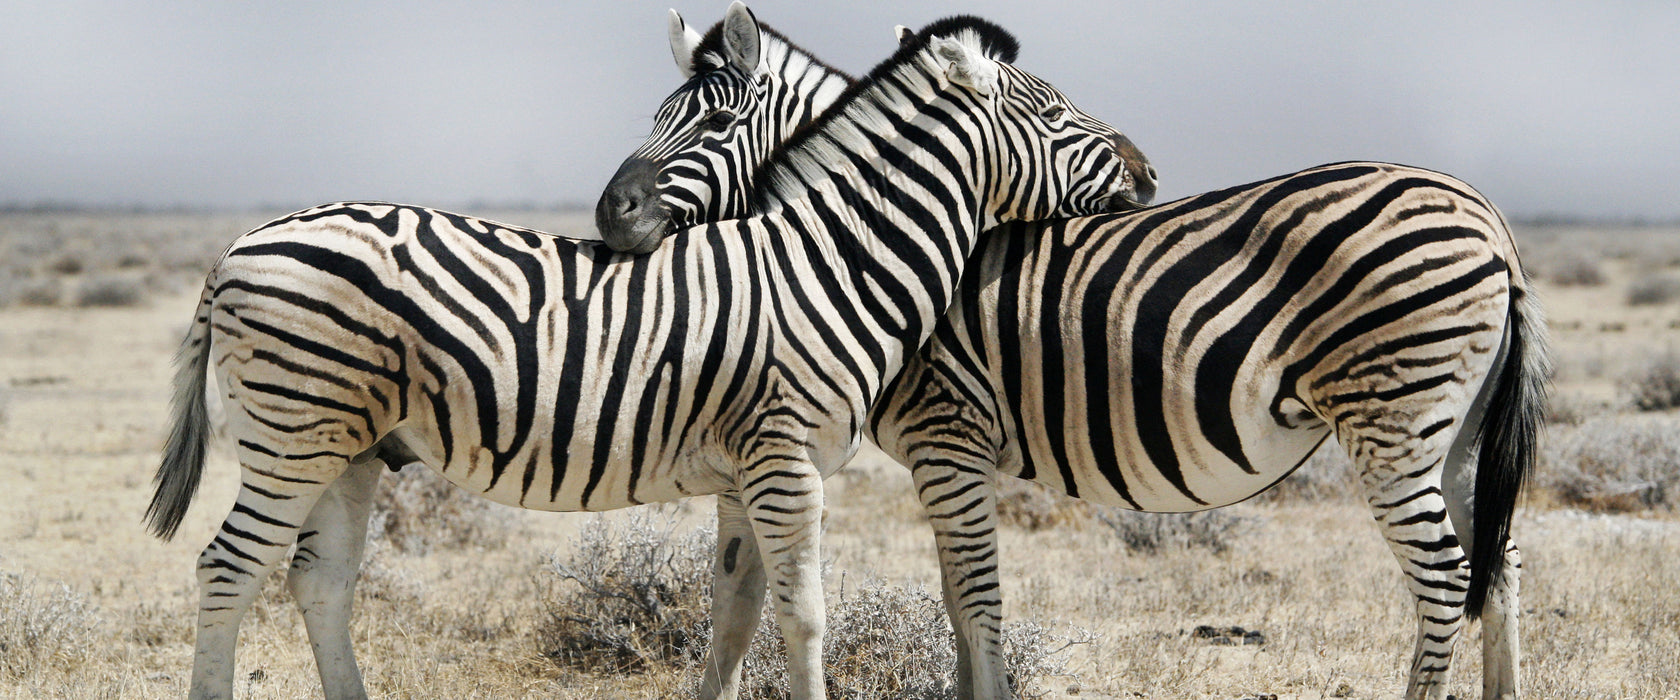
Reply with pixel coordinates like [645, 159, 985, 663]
[144, 10, 1152, 700]
[595, 6, 851, 250]
[864, 162, 1548, 700]
[601, 20, 1538, 700]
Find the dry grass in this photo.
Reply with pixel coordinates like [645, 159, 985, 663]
[0, 215, 1677, 699]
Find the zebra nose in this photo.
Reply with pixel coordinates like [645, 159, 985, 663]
[596, 157, 659, 239]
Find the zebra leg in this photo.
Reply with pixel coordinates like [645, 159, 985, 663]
[910, 453, 1012, 700]
[740, 458, 827, 700]
[1351, 435, 1468, 700]
[191, 456, 346, 699]
[699, 491, 768, 700]
[1479, 541, 1521, 700]
[285, 457, 383, 700]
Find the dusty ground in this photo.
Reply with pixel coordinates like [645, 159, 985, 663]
[0, 213, 1677, 699]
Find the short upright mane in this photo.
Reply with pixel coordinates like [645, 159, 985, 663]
[747, 15, 1020, 211]
[691, 19, 853, 81]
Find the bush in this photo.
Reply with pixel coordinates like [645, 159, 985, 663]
[1623, 353, 1680, 412]
[1539, 415, 1680, 511]
[719, 578, 1089, 700]
[0, 573, 100, 680]
[14, 278, 62, 307]
[535, 508, 1090, 698]
[1097, 508, 1249, 555]
[1254, 441, 1358, 503]
[74, 276, 144, 307]
[1627, 274, 1680, 306]
[371, 465, 516, 554]
[535, 509, 715, 673]
[1539, 253, 1606, 287]
[995, 478, 1093, 531]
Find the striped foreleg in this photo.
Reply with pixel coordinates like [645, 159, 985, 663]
[738, 455, 827, 700]
[909, 443, 1013, 700]
[699, 491, 768, 700]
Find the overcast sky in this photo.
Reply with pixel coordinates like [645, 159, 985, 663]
[2, 1, 1676, 220]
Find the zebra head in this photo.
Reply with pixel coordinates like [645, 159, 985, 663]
[597, 2, 851, 253]
[912, 17, 1157, 224]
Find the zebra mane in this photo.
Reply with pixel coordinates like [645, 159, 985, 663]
[748, 15, 1021, 211]
[690, 18, 853, 82]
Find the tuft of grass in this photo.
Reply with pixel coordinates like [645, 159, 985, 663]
[46, 253, 84, 276]
[0, 572, 100, 681]
[1622, 353, 1680, 412]
[371, 465, 516, 555]
[1627, 274, 1680, 306]
[1097, 508, 1249, 555]
[535, 509, 715, 673]
[75, 276, 145, 307]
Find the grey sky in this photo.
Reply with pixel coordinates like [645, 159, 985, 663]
[2, 1, 1676, 220]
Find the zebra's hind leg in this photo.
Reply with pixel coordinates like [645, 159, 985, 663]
[285, 457, 384, 700]
[909, 450, 1012, 700]
[739, 457, 827, 700]
[1348, 428, 1469, 700]
[190, 454, 348, 700]
[699, 491, 768, 700]
[1479, 541, 1521, 700]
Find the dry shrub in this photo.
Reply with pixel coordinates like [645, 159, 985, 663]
[722, 578, 1089, 700]
[1537, 253, 1606, 287]
[535, 509, 715, 673]
[1539, 415, 1680, 511]
[1097, 508, 1249, 555]
[47, 252, 84, 275]
[1622, 353, 1680, 412]
[1628, 274, 1680, 306]
[1253, 440, 1358, 503]
[371, 464, 516, 554]
[14, 278, 63, 307]
[75, 275, 145, 307]
[995, 478, 1095, 531]
[0, 572, 100, 680]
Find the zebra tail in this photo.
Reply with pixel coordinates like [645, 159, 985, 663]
[1464, 271, 1550, 619]
[145, 286, 215, 541]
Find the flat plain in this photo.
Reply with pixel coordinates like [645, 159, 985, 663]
[1, 210, 1676, 699]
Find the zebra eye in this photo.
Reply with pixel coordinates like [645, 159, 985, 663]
[1040, 104, 1066, 121]
[705, 110, 737, 130]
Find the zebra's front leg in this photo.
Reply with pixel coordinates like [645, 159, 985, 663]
[699, 491, 768, 700]
[285, 457, 384, 700]
[740, 458, 827, 700]
[1358, 456, 1469, 700]
[191, 455, 346, 699]
[910, 451, 1013, 700]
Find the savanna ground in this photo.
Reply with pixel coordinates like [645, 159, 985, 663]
[1, 210, 1677, 699]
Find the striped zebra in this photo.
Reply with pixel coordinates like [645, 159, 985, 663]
[595, 5, 850, 252]
[867, 162, 1547, 700]
[145, 11, 1152, 700]
[600, 20, 1538, 700]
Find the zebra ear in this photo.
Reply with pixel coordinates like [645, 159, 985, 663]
[668, 9, 703, 79]
[894, 25, 914, 46]
[721, 1, 762, 73]
[930, 36, 999, 97]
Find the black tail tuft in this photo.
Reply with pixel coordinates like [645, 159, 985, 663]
[1465, 282, 1549, 619]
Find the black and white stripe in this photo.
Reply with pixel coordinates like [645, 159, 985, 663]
[145, 13, 1148, 700]
[868, 162, 1547, 700]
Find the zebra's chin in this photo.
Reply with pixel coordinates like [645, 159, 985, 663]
[608, 209, 672, 254]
